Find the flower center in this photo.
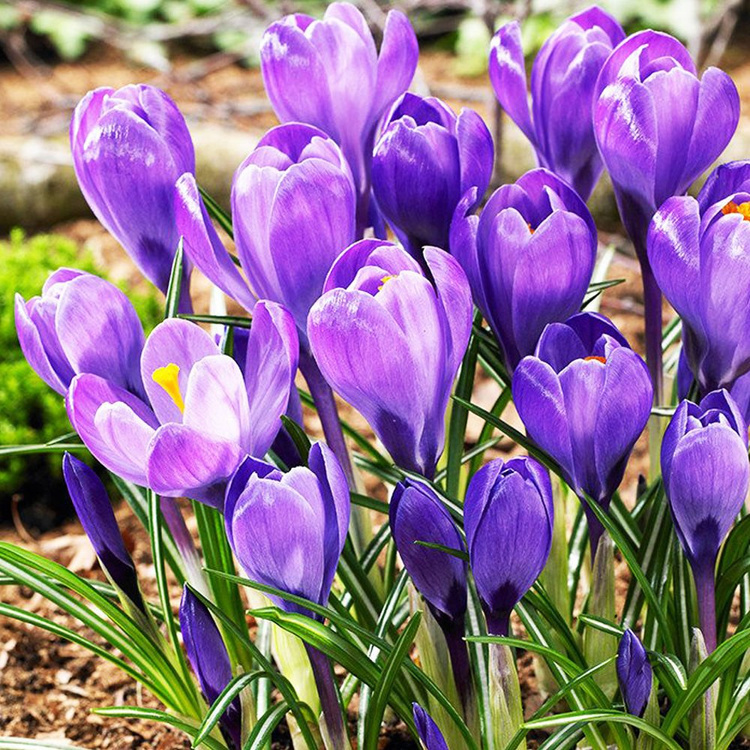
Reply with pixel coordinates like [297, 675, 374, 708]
[721, 201, 750, 221]
[152, 363, 184, 413]
[584, 356, 606, 363]
[527, 222, 535, 234]
[378, 274, 398, 291]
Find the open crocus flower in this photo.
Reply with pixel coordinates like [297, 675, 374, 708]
[67, 304, 298, 509]
[71, 84, 195, 311]
[465, 456, 553, 636]
[307, 240, 472, 478]
[513, 312, 652, 555]
[372, 93, 493, 257]
[490, 6, 624, 200]
[177, 123, 356, 348]
[593, 31, 739, 254]
[15, 269, 145, 398]
[451, 168, 597, 371]
[260, 2, 418, 227]
[649, 163, 750, 395]
[661, 390, 749, 651]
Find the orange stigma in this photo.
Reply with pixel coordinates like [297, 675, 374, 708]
[584, 356, 606, 363]
[722, 201, 750, 221]
[527, 222, 535, 234]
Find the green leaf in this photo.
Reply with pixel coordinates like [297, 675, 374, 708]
[578, 614, 625, 638]
[164, 238, 185, 319]
[177, 313, 252, 328]
[413, 540, 469, 562]
[362, 613, 422, 750]
[280, 416, 311, 464]
[242, 701, 290, 750]
[194, 671, 260, 747]
[198, 185, 235, 240]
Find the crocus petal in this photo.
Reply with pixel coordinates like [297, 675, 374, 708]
[67, 374, 157, 485]
[697, 160, 750, 212]
[413, 704, 449, 750]
[147, 423, 244, 509]
[372, 10, 419, 120]
[489, 22, 535, 144]
[456, 108, 494, 201]
[175, 172, 257, 312]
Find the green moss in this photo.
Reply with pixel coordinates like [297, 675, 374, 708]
[0, 229, 161, 514]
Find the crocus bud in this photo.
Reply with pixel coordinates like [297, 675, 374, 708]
[71, 85, 194, 310]
[513, 312, 652, 555]
[260, 3, 418, 224]
[15, 269, 145, 397]
[224, 443, 350, 619]
[593, 31, 739, 256]
[661, 390, 749, 651]
[617, 628, 652, 718]
[490, 7, 624, 200]
[62, 453, 143, 612]
[649, 166, 750, 396]
[413, 704, 449, 750]
[451, 168, 597, 371]
[464, 456, 554, 636]
[390, 479, 467, 625]
[67, 305, 298, 509]
[372, 93, 493, 257]
[229, 123, 356, 344]
[307, 240, 472, 478]
[179, 587, 241, 749]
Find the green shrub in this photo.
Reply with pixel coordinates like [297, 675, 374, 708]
[0, 229, 161, 527]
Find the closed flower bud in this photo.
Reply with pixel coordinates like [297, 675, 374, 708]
[464, 456, 554, 636]
[413, 703, 449, 750]
[616, 628, 652, 718]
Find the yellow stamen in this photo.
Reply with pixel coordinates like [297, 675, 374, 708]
[722, 201, 750, 221]
[152, 363, 184, 413]
[584, 356, 606, 364]
[378, 274, 398, 291]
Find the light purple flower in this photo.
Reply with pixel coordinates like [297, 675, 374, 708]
[649, 164, 750, 395]
[67, 305, 297, 509]
[224, 443, 349, 619]
[512, 312, 652, 554]
[307, 240, 472, 478]
[451, 168, 597, 371]
[15, 269, 145, 398]
[464, 456, 554, 636]
[71, 85, 194, 310]
[260, 2, 418, 226]
[372, 93, 493, 257]
[593, 30, 739, 255]
[490, 6, 624, 199]
[661, 390, 749, 650]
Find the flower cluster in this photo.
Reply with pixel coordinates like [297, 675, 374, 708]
[7, 3, 750, 749]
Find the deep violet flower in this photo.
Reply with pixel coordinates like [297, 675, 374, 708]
[413, 703, 449, 750]
[617, 628, 652, 718]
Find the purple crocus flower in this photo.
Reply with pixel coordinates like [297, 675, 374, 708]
[490, 7, 624, 200]
[224, 442, 349, 619]
[390, 479, 471, 709]
[372, 93, 493, 257]
[307, 240, 473, 479]
[649, 164, 750, 399]
[512, 312, 653, 555]
[15, 269, 145, 398]
[617, 628, 652, 718]
[62, 452, 144, 612]
[593, 31, 739, 393]
[71, 85, 194, 311]
[176, 123, 356, 347]
[464, 456, 554, 636]
[179, 587, 241, 749]
[661, 390, 749, 651]
[260, 3, 418, 229]
[413, 704, 449, 750]
[225, 443, 350, 748]
[67, 305, 298, 509]
[451, 168, 597, 371]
